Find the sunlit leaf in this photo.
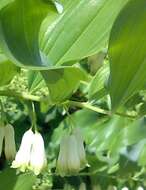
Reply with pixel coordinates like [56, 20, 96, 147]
[109, 0, 146, 110]
[41, 0, 129, 66]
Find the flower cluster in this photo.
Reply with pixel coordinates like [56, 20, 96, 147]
[56, 128, 88, 177]
[0, 121, 87, 177]
[11, 129, 47, 175]
[0, 124, 16, 160]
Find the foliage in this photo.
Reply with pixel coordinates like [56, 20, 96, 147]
[0, 0, 146, 189]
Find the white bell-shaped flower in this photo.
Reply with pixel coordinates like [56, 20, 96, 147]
[79, 183, 86, 190]
[4, 124, 16, 160]
[56, 134, 69, 177]
[12, 129, 47, 175]
[73, 128, 87, 168]
[56, 128, 87, 177]
[11, 129, 34, 172]
[29, 132, 47, 175]
[67, 134, 80, 174]
[0, 126, 5, 157]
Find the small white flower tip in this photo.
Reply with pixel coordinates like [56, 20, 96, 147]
[54, 1, 64, 14]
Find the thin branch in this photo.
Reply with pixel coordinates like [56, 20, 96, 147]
[67, 100, 137, 119]
[0, 90, 41, 102]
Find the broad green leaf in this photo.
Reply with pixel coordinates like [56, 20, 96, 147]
[40, 0, 129, 66]
[41, 66, 87, 103]
[0, 0, 56, 68]
[109, 0, 146, 110]
[0, 169, 36, 190]
[0, 0, 13, 10]
[88, 63, 109, 100]
[14, 173, 36, 190]
[27, 71, 47, 94]
[0, 0, 128, 69]
[138, 143, 146, 166]
[0, 53, 19, 86]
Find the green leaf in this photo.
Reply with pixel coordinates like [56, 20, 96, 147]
[88, 63, 109, 100]
[0, 0, 13, 10]
[0, 53, 19, 86]
[40, 0, 129, 66]
[0, 169, 36, 190]
[0, 0, 56, 68]
[0, 0, 128, 69]
[109, 0, 146, 110]
[41, 66, 87, 103]
[138, 143, 146, 166]
[27, 71, 47, 94]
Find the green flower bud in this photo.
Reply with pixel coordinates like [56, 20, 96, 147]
[4, 124, 16, 160]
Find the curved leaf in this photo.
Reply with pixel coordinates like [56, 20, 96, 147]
[40, 0, 129, 66]
[0, 0, 56, 68]
[88, 63, 109, 100]
[0, 53, 19, 86]
[109, 0, 146, 110]
[41, 66, 87, 103]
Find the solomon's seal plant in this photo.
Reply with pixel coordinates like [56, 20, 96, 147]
[0, 0, 146, 189]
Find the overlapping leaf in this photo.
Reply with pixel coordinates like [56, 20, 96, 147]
[40, 0, 129, 66]
[0, 53, 19, 86]
[109, 0, 146, 110]
[0, 0, 57, 68]
[0, 0, 128, 69]
[42, 66, 87, 103]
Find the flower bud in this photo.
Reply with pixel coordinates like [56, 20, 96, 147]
[11, 129, 34, 172]
[4, 124, 16, 160]
[29, 132, 47, 175]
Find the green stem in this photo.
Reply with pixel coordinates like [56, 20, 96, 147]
[66, 100, 137, 119]
[0, 89, 137, 119]
[0, 90, 41, 102]
[0, 99, 7, 125]
[31, 102, 38, 132]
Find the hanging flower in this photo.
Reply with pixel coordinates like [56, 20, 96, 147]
[4, 124, 16, 160]
[11, 129, 47, 175]
[29, 132, 47, 175]
[0, 124, 16, 160]
[73, 128, 87, 168]
[79, 182, 86, 190]
[56, 128, 87, 177]
[11, 129, 34, 172]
